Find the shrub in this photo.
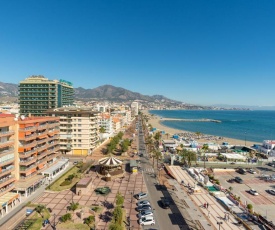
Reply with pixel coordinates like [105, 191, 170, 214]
[60, 180, 72, 186]
[113, 206, 123, 224]
[61, 213, 72, 222]
[115, 192, 124, 206]
[68, 202, 79, 211]
[247, 204, 253, 210]
[84, 215, 95, 226]
[109, 223, 123, 230]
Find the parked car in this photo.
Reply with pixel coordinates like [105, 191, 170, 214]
[267, 162, 275, 167]
[136, 204, 152, 212]
[137, 200, 151, 206]
[138, 210, 154, 219]
[247, 169, 256, 174]
[237, 168, 246, 175]
[235, 177, 243, 183]
[160, 198, 170, 209]
[249, 189, 259, 196]
[139, 216, 155, 226]
[267, 189, 275, 195]
[135, 192, 148, 200]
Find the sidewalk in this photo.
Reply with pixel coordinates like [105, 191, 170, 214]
[0, 163, 74, 229]
[168, 166, 244, 230]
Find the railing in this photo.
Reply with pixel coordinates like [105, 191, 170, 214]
[0, 183, 14, 195]
[22, 133, 37, 141]
[0, 167, 14, 177]
[0, 140, 14, 148]
[37, 151, 48, 159]
[20, 157, 36, 165]
[37, 124, 48, 130]
[20, 126, 36, 131]
[0, 158, 14, 166]
[20, 149, 37, 157]
[0, 131, 15, 137]
[20, 141, 37, 149]
[0, 147, 14, 156]
[19, 164, 36, 172]
[37, 138, 47, 145]
[0, 175, 15, 185]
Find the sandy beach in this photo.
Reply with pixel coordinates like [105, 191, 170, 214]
[142, 110, 259, 146]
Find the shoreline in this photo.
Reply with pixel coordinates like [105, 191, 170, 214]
[142, 110, 260, 146]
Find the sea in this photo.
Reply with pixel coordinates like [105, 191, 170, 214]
[149, 110, 275, 143]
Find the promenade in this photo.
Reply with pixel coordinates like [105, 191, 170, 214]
[167, 166, 244, 230]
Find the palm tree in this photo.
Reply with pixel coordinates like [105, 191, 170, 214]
[155, 150, 162, 168]
[201, 144, 209, 169]
[84, 215, 95, 228]
[35, 205, 45, 218]
[195, 131, 201, 139]
[179, 149, 197, 168]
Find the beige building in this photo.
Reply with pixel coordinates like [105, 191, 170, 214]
[47, 107, 99, 156]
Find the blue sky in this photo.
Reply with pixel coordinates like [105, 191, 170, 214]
[0, 0, 275, 106]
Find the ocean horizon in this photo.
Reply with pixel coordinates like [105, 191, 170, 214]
[148, 110, 275, 143]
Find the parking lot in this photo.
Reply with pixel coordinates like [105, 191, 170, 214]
[214, 166, 275, 222]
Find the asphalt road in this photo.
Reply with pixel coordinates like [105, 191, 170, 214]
[137, 118, 186, 230]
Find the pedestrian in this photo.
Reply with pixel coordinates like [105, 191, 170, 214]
[204, 203, 207, 208]
[206, 202, 209, 209]
[224, 214, 227, 221]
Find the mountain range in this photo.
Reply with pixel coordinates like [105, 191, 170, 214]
[0, 81, 181, 104]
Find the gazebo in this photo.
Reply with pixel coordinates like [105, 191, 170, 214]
[98, 156, 123, 176]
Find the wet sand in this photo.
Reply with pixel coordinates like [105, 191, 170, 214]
[143, 110, 259, 146]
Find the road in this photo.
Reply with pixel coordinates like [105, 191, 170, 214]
[137, 117, 189, 230]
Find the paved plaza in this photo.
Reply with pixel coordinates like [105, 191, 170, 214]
[33, 170, 147, 230]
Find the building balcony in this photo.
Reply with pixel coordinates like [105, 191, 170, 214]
[37, 124, 48, 131]
[20, 126, 37, 132]
[20, 157, 37, 166]
[19, 164, 36, 173]
[37, 150, 48, 159]
[0, 140, 14, 149]
[0, 130, 15, 138]
[37, 144, 48, 152]
[20, 141, 37, 149]
[19, 149, 37, 158]
[0, 148, 14, 157]
[19, 133, 38, 141]
[37, 131, 48, 138]
[0, 167, 14, 177]
[19, 172, 37, 181]
[0, 176, 15, 187]
[37, 138, 47, 145]
[47, 152, 60, 161]
[0, 158, 14, 167]
[0, 183, 15, 196]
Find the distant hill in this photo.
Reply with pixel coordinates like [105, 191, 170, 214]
[74, 84, 180, 103]
[212, 104, 275, 110]
[0, 81, 181, 103]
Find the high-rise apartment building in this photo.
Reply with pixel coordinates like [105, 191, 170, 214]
[15, 116, 60, 196]
[131, 101, 139, 116]
[0, 115, 16, 196]
[47, 108, 99, 156]
[19, 75, 74, 116]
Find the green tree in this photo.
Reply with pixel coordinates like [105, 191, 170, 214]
[113, 206, 123, 225]
[99, 126, 106, 133]
[115, 192, 124, 206]
[35, 205, 45, 218]
[84, 215, 95, 227]
[68, 202, 79, 211]
[61, 213, 72, 222]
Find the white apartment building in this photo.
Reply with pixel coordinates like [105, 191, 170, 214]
[131, 101, 139, 116]
[47, 108, 99, 156]
[259, 140, 275, 156]
[98, 113, 114, 135]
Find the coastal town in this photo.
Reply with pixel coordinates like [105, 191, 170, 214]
[0, 75, 274, 230]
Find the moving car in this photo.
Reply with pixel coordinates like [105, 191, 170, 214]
[135, 192, 148, 200]
[247, 169, 256, 174]
[160, 198, 170, 209]
[235, 177, 243, 183]
[136, 204, 152, 212]
[138, 210, 154, 219]
[249, 189, 259, 196]
[267, 189, 275, 195]
[137, 200, 151, 206]
[139, 216, 155, 226]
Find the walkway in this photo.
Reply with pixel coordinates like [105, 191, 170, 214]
[168, 166, 244, 230]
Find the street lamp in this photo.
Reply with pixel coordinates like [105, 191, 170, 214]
[217, 221, 223, 230]
[130, 191, 133, 203]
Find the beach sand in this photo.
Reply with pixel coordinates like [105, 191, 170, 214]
[142, 110, 259, 146]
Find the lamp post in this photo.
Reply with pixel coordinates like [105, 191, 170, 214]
[217, 221, 223, 230]
[130, 191, 133, 203]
